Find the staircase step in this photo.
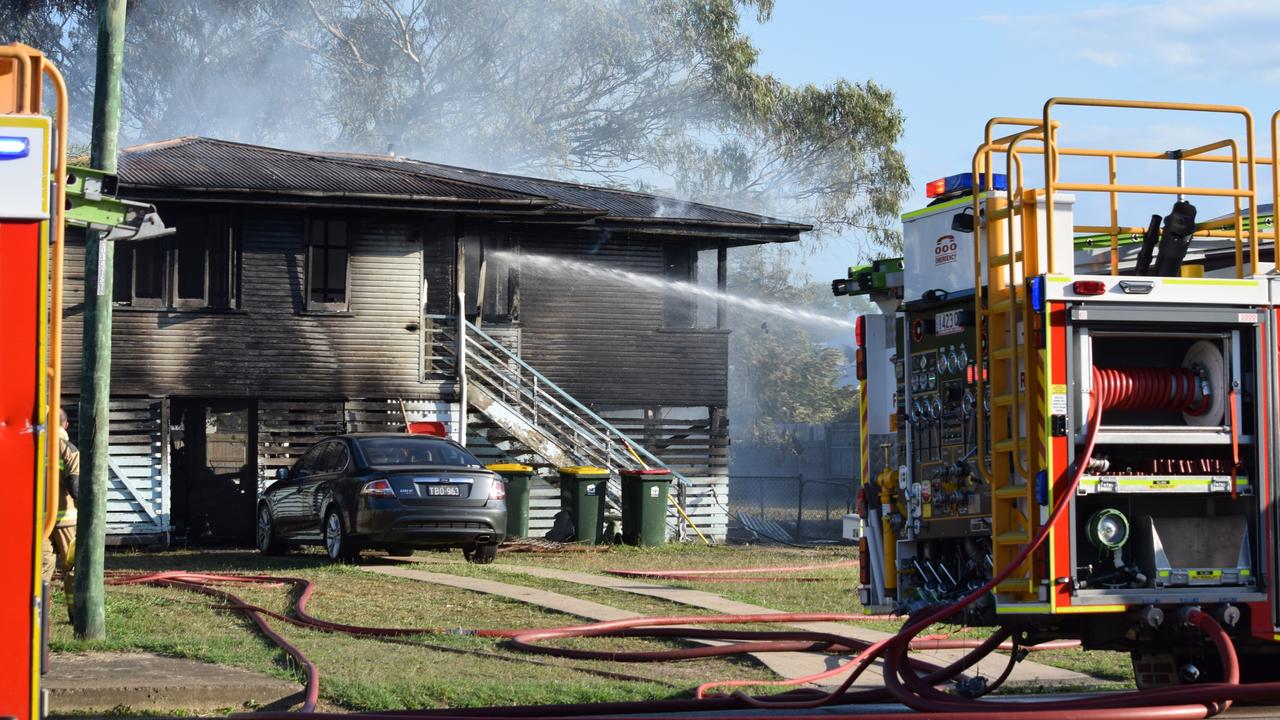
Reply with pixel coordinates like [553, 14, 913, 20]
[990, 250, 1024, 267]
[993, 439, 1019, 453]
[994, 530, 1030, 545]
[995, 484, 1031, 500]
[996, 577, 1035, 594]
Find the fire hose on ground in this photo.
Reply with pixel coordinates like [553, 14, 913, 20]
[106, 373, 1264, 718]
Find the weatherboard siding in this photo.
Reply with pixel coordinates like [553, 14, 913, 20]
[61, 211, 438, 399]
[514, 231, 729, 409]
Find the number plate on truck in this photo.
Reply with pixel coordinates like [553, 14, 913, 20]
[936, 308, 964, 336]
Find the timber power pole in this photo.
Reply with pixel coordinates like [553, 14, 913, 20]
[73, 0, 126, 640]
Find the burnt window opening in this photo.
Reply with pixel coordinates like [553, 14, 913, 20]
[463, 235, 518, 323]
[663, 244, 696, 328]
[113, 212, 237, 310]
[308, 219, 349, 310]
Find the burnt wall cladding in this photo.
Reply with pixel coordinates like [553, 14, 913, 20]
[61, 212, 429, 399]
[61, 211, 728, 409]
[516, 232, 727, 408]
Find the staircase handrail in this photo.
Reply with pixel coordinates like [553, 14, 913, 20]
[463, 319, 691, 487]
[465, 345, 616, 461]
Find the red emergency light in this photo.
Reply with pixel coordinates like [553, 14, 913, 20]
[854, 315, 865, 348]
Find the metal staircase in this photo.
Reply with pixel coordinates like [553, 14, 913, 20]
[427, 317, 692, 523]
[976, 187, 1049, 602]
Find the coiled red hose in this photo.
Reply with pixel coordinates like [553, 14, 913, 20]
[1094, 366, 1209, 415]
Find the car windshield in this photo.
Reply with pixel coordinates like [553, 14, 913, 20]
[356, 437, 483, 467]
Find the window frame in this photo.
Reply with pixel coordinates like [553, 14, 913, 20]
[306, 218, 351, 313]
[113, 210, 239, 311]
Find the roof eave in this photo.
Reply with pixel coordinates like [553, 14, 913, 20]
[118, 184, 555, 210]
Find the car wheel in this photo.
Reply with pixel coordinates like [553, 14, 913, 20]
[323, 509, 359, 562]
[386, 547, 414, 558]
[465, 542, 498, 565]
[256, 505, 285, 556]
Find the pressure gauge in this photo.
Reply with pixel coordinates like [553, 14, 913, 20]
[949, 347, 961, 372]
[958, 346, 969, 368]
[938, 352, 951, 375]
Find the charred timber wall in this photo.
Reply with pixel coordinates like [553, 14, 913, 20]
[516, 231, 729, 409]
[60, 212, 439, 399]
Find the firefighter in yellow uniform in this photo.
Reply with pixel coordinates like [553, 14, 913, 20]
[42, 409, 79, 617]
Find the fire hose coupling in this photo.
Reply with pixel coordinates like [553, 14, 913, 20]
[1214, 603, 1242, 629]
[1176, 605, 1203, 627]
[1131, 605, 1165, 630]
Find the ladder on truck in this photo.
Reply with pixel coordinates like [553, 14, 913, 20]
[974, 122, 1051, 603]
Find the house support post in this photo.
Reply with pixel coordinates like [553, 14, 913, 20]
[455, 225, 467, 445]
[716, 243, 727, 328]
[74, 0, 126, 641]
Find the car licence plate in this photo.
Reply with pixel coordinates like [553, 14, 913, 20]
[427, 484, 462, 496]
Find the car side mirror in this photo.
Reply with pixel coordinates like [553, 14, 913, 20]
[275, 467, 289, 481]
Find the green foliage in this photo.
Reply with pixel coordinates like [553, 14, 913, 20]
[13, 0, 909, 245]
[727, 245, 857, 440]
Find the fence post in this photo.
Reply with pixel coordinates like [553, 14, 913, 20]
[795, 476, 804, 541]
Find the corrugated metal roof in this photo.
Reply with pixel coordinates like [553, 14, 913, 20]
[119, 137, 551, 206]
[117, 137, 810, 233]
[335, 153, 809, 230]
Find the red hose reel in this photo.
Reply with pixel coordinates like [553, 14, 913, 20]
[1093, 366, 1210, 415]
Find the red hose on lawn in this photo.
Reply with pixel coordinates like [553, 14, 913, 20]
[114, 377, 1259, 719]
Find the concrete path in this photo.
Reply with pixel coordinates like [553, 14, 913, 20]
[366, 559, 1092, 690]
[364, 564, 837, 685]
[44, 652, 301, 713]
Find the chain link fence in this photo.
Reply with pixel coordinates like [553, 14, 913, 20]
[728, 475, 854, 543]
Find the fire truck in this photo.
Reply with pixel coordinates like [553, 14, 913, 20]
[837, 98, 1280, 686]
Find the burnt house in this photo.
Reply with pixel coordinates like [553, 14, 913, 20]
[60, 137, 808, 545]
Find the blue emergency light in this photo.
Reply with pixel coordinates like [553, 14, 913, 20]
[0, 137, 30, 160]
[925, 172, 1007, 199]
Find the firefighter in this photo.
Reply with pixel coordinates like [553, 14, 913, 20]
[42, 409, 79, 617]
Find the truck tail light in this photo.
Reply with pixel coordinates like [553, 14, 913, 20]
[1073, 280, 1107, 296]
[488, 480, 506, 501]
[360, 479, 395, 497]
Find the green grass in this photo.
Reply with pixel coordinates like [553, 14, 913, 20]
[50, 548, 778, 712]
[52, 543, 1136, 714]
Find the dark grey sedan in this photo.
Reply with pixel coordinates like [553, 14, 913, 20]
[256, 433, 507, 563]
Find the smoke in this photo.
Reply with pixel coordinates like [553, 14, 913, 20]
[44, 0, 734, 183]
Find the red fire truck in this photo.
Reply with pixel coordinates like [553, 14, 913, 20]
[0, 43, 68, 720]
[839, 99, 1280, 685]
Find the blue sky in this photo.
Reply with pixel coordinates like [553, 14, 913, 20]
[742, 0, 1280, 278]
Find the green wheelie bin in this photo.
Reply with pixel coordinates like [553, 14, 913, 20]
[620, 468, 672, 546]
[558, 466, 610, 544]
[486, 463, 535, 538]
